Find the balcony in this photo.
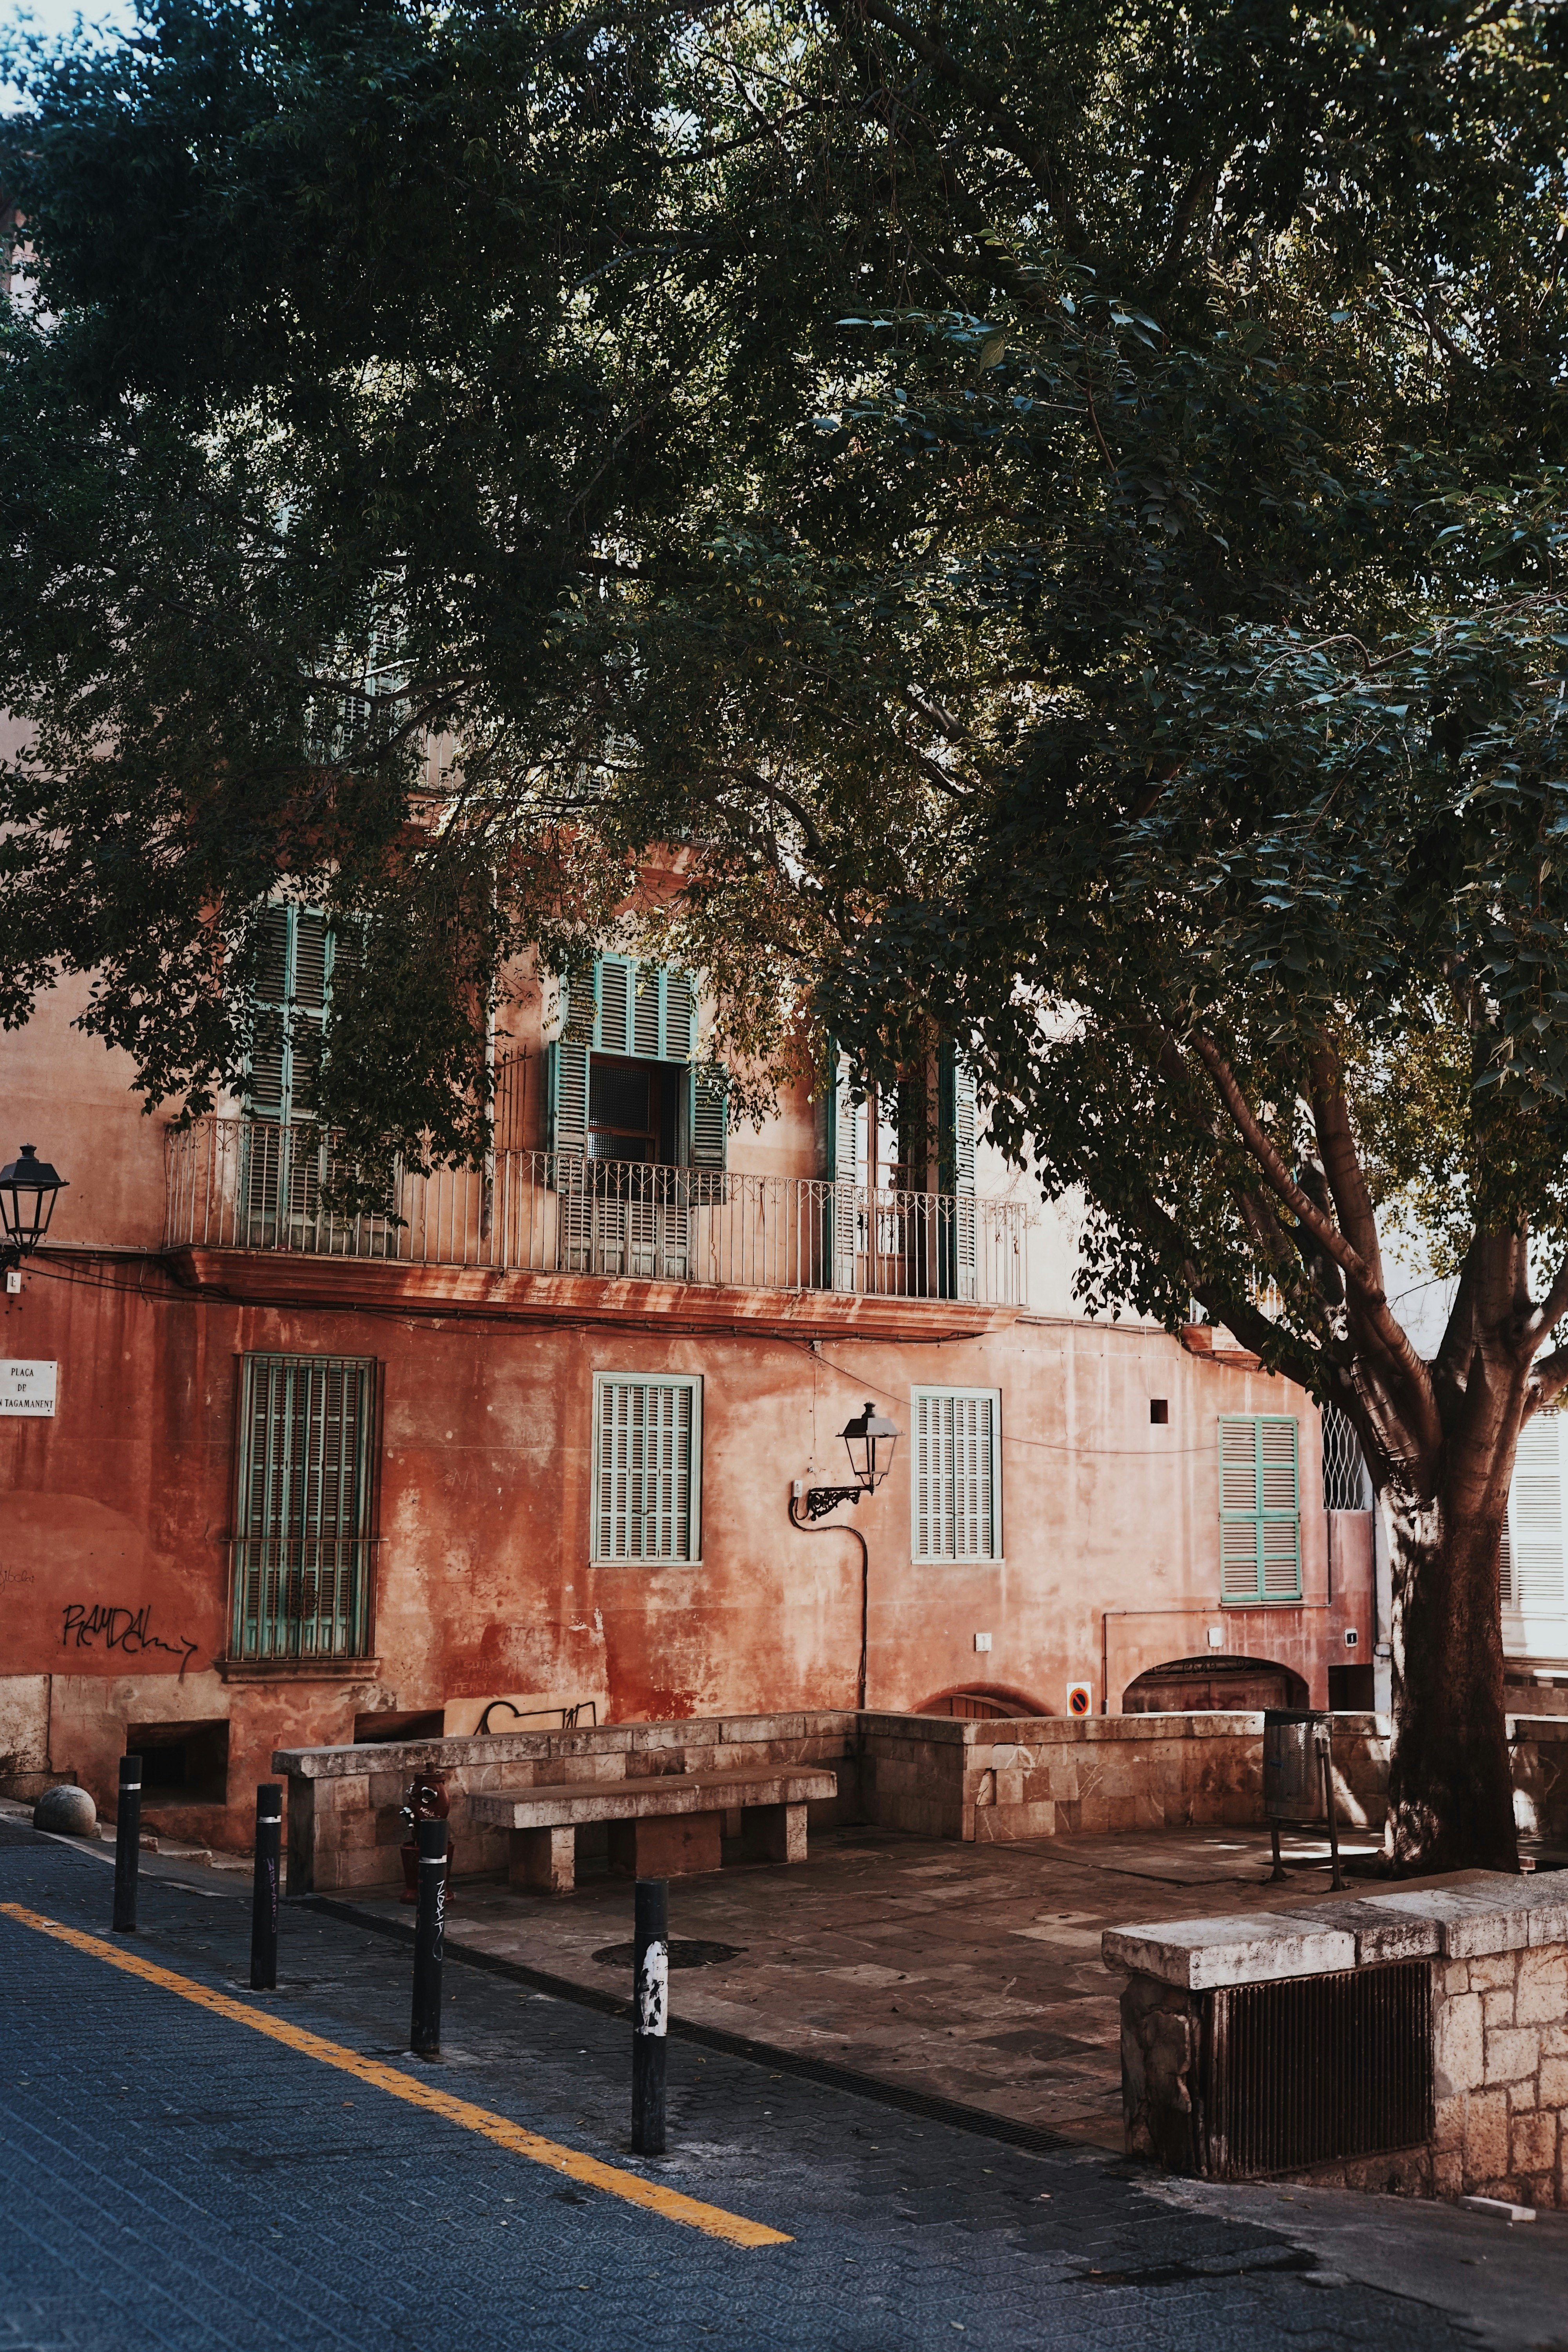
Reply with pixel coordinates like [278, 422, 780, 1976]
[163, 1118, 1029, 1336]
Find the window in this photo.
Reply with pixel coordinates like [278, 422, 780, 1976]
[589, 1059, 679, 1164]
[1501, 1409, 1568, 1624]
[1321, 1401, 1370, 1510]
[592, 1375, 701, 1563]
[1218, 1416, 1302, 1602]
[828, 1045, 977, 1298]
[243, 902, 365, 1236]
[231, 1354, 378, 1661]
[912, 1388, 1001, 1562]
[547, 956, 726, 1177]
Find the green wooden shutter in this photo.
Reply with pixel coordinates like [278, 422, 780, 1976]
[593, 1376, 699, 1562]
[547, 1038, 590, 1162]
[1218, 1416, 1301, 1601]
[688, 1063, 728, 1171]
[913, 1389, 998, 1561]
[826, 1047, 862, 1290]
[938, 1045, 978, 1301]
[588, 955, 698, 1060]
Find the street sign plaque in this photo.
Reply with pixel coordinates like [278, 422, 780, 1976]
[1, 1360, 57, 1416]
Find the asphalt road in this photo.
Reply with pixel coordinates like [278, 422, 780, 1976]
[0, 1824, 1554, 2352]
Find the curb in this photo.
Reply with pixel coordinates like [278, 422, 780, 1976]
[302, 1891, 1094, 2160]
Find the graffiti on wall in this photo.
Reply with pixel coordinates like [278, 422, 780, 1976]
[60, 1604, 201, 1680]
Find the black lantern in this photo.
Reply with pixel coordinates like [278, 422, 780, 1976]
[840, 1401, 900, 1493]
[789, 1399, 903, 1524]
[0, 1144, 69, 1271]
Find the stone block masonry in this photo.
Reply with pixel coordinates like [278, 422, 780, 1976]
[275, 1709, 1568, 1895]
[1105, 1871, 1568, 2210]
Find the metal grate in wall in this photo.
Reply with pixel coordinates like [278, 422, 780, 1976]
[1203, 1961, 1432, 2179]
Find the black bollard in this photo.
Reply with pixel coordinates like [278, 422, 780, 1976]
[112, 1753, 142, 1935]
[410, 1818, 447, 2057]
[1318, 1728, 1345, 1893]
[631, 1877, 668, 2156]
[250, 1783, 282, 1992]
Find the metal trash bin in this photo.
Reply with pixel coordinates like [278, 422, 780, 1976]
[1262, 1708, 1343, 1888]
[1263, 1710, 1323, 1823]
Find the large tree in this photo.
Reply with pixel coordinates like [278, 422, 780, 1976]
[4, 0, 1567, 1866]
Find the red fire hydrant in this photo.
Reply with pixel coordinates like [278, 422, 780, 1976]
[399, 1770, 451, 1906]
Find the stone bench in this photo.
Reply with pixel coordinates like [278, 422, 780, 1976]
[469, 1764, 838, 1895]
[1102, 1871, 1568, 2209]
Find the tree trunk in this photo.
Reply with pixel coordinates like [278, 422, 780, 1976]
[1382, 1486, 1517, 1875]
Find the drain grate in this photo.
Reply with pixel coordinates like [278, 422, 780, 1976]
[1203, 1959, 1432, 2178]
[592, 1939, 745, 1969]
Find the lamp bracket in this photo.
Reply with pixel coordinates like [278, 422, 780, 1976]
[789, 1486, 864, 1524]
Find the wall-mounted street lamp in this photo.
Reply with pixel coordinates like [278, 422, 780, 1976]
[789, 1401, 902, 1525]
[789, 1400, 902, 1713]
[0, 1144, 69, 1281]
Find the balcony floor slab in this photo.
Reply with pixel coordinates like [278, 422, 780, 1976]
[162, 1246, 1022, 1339]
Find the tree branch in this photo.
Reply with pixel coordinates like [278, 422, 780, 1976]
[825, 0, 1085, 249]
[1529, 1348, 1568, 1411]
[1526, 1246, 1568, 1353]
[1307, 1042, 1383, 1275]
[1187, 1029, 1439, 1441]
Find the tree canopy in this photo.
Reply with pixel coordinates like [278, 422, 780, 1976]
[7, 1, 1563, 1162]
[8, 0, 1568, 1862]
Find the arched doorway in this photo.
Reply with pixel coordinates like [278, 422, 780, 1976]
[1121, 1655, 1307, 1714]
[916, 1685, 1048, 1719]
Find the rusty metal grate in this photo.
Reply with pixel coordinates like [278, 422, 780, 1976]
[1203, 1961, 1432, 2178]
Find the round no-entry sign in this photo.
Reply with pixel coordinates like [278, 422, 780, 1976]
[1067, 1682, 1092, 1717]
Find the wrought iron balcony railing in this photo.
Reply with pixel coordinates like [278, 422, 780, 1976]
[165, 1117, 1029, 1307]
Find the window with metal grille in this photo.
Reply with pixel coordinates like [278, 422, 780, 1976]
[592, 1375, 701, 1563]
[912, 1388, 1000, 1562]
[1218, 1416, 1301, 1602]
[231, 1355, 377, 1662]
[1321, 1401, 1370, 1511]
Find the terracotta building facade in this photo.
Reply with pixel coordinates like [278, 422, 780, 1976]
[1, 929, 1374, 1849]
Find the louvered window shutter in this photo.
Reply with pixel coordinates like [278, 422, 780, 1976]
[547, 1038, 590, 1162]
[826, 1048, 863, 1290]
[247, 907, 291, 1123]
[912, 1389, 998, 1561]
[688, 1063, 728, 1172]
[586, 955, 699, 1061]
[938, 1047, 977, 1193]
[593, 1376, 699, 1562]
[1504, 1410, 1565, 1615]
[937, 1046, 978, 1301]
[1218, 1416, 1301, 1602]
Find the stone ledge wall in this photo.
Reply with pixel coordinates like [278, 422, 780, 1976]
[1307, 1940, 1568, 2209]
[275, 1711, 860, 1895]
[858, 1709, 1395, 1844]
[275, 1709, 1568, 1893]
[1108, 1871, 1568, 2210]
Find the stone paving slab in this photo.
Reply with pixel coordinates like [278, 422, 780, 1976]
[330, 1823, 1393, 2146]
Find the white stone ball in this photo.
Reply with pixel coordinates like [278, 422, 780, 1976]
[34, 1784, 98, 1837]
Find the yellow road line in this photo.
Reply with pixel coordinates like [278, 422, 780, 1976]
[1, 1902, 791, 2250]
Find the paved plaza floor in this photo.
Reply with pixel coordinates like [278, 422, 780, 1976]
[7, 1811, 1568, 2349]
[338, 1819, 1394, 2144]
